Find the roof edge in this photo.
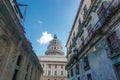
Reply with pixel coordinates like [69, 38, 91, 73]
[66, 0, 84, 47]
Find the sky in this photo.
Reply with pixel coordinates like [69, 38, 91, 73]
[17, 0, 80, 56]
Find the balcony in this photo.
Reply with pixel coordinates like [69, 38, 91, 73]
[107, 32, 120, 58]
[84, 16, 92, 27]
[94, 0, 119, 31]
[71, 38, 76, 48]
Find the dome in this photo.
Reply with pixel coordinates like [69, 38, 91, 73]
[45, 35, 64, 55]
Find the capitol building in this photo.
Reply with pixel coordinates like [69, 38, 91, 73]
[39, 35, 68, 80]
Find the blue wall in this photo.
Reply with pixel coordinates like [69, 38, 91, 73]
[88, 39, 117, 80]
[68, 39, 120, 80]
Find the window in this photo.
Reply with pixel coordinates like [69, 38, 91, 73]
[12, 69, 18, 80]
[16, 55, 22, 66]
[87, 24, 94, 40]
[43, 64, 44, 68]
[61, 65, 63, 69]
[97, 2, 107, 24]
[54, 46, 56, 49]
[72, 32, 76, 42]
[87, 74, 92, 80]
[67, 72, 69, 78]
[83, 5, 88, 19]
[81, 36, 84, 46]
[97, 2, 105, 17]
[91, 0, 94, 3]
[78, 77, 80, 80]
[73, 48, 78, 55]
[115, 64, 120, 79]
[55, 71, 57, 76]
[83, 5, 87, 15]
[107, 32, 120, 55]
[55, 64, 57, 68]
[71, 68, 74, 77]
[69, 42, 72, 49]
[48, 64, 51, 68]
[83, 56, 90, 71]
[48, 71, 51, 76]
[75, 64, 80, 75]
[61, 71, 63, 76]
[79, 18, 82, 27]
[54, 40, 57, 44]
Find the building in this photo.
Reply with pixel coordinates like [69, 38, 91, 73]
[39, 35, 68, 80]
[0, 0, 43, 80]
[65, 0, 120, 80]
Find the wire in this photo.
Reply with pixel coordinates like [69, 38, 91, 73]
[23, 5, 28, 26]
[18, 4, 28, 26]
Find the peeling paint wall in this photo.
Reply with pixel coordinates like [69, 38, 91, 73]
[88, 39, 117, 80]
[68, 39, 120, 80]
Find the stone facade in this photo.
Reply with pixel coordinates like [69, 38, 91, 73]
[0, 0, 43, 80]
[39, 35, 68, 80]
[66, 0, 120, 80]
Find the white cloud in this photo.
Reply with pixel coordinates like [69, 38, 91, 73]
[37, 32, 53, 44]
[38, 20, 43, 24]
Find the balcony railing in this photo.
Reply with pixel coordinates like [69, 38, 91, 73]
[109, 43, 120, 54]
[94, 0, 114, 30]
[92, 0, 102, 12]
[85, 31, 94, 45]
[107, 32, 120, 57]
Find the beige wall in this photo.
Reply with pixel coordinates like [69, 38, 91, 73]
[39, 55, 68, 80]
[66, 0, 92, 59]
[0, 0, 43, 80]
[40, 61, 67, 80]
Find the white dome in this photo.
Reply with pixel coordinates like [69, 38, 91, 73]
[45, 35, 64, 55]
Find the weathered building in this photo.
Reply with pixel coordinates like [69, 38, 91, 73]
[39, 35, 68, 80]
[0, 0, 43, 80]
[66, 0, 120, 80]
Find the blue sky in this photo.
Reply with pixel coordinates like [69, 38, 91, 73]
[17, 0, 80, 56]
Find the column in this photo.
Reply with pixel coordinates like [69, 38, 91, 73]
[27, 63, 32, 80]
[31, 66, 36, 80]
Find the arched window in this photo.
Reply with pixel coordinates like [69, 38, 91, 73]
[16, 55, 22, 66]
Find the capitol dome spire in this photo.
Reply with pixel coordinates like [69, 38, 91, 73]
[54, 34, 57, 39]
[45, 35, 64, 55]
